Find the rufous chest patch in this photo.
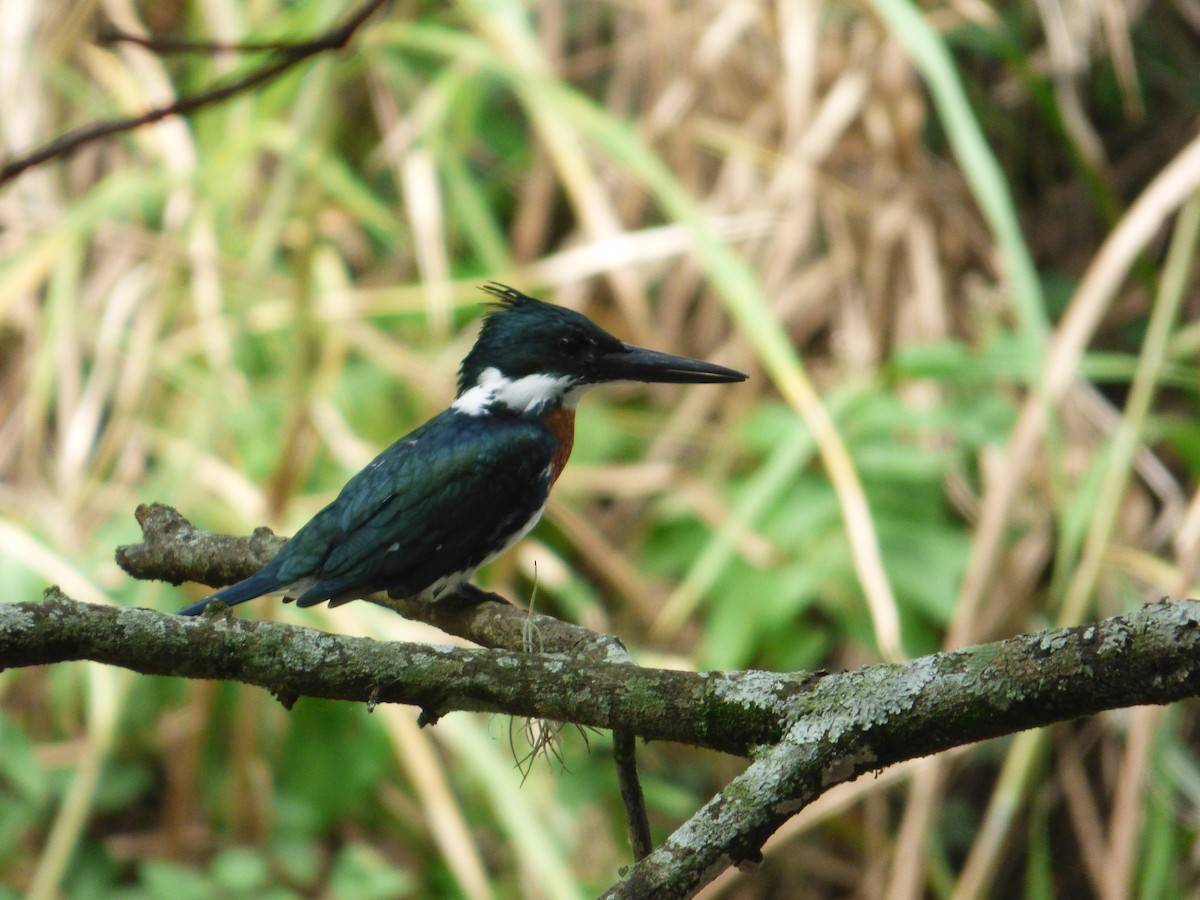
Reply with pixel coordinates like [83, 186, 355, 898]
[541, 406, 576, 484]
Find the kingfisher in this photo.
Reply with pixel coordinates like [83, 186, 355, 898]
[179, 284, 745, 616]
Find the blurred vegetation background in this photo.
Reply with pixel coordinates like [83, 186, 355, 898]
[2, 0, 1200, 897]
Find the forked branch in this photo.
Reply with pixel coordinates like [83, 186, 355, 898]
[1, 505, 1195, 897]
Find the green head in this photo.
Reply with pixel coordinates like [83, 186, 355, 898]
[454, 284, 745, 415]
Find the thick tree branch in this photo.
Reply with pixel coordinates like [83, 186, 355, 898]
[116, 504, 655, 858]
[3, 590, 790, 754]
[4, 588, 1199, 895]
[0, 0, 390, 187]
[5, 590, 1198, 763]
[116, 503, 629, 661]
[22, 504, 1184, 895]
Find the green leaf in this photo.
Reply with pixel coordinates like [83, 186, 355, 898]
[327, 843, 415, 900]
[138, 861, 217, 900]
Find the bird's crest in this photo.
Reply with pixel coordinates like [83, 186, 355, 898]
[478, 282, 536, 311]
[457, 284, 565, 394]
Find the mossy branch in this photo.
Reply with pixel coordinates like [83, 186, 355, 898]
[1, 504, 1195, 897]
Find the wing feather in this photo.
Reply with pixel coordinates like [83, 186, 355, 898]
[279, 410, 556, 605]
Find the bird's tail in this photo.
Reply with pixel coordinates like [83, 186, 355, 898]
[177, 570, 280, 616]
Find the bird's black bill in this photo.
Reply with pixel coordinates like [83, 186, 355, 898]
[596, 342, 747, 385]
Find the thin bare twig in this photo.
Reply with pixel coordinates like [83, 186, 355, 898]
[0, 0, 391, 187]
[97, 29, 340, 55]
[614, 730, 654, 861]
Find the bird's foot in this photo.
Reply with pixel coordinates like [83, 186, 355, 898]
[443, 584, 513, 608]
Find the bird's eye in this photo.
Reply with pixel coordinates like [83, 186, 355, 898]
[560, 334, 588, 357]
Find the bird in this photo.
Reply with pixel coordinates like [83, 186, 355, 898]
[178, 284, 746, 616]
